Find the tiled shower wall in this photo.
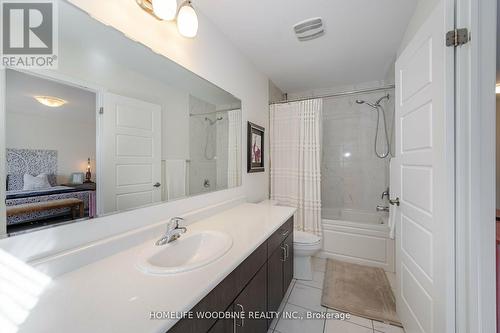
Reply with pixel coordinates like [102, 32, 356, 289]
[321, 89, 395, 218]
[188, 95, 229, 196]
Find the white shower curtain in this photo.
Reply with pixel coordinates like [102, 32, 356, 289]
[227, 109, 242, 188]
[270, 99, 322, 236]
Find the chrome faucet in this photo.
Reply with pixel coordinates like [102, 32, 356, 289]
[381, 188, 390, 200]
[155, 217, 187, 246]
[376, 205, 390, 212]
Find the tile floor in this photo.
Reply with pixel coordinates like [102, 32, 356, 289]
[268, 257, 405, 333]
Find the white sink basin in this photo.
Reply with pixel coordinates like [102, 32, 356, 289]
[137, 230, 233, 275]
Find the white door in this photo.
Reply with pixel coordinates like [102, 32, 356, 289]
[101, 93, 162, 214]
[393, 2, 454, 333]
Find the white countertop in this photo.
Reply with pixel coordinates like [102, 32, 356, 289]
[14, 203, 295, 333]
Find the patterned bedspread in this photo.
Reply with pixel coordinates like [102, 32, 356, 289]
[6, 189, 95, 226]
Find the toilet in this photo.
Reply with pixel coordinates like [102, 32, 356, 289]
[259, 199, 322, 280]
[293, 231, 322, 280]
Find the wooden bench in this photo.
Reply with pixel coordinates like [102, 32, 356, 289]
[7, 198, 85, 219]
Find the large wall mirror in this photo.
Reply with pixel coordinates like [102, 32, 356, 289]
[3, 2, 242, 236]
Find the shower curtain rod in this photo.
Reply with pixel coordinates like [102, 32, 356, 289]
[189, 107, 240, 116]
[270, 84, 396, 105]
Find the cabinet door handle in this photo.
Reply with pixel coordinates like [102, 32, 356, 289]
[234, 303, 244, 328]
[280, 245, 286, 262]
[284, 244, 289, 260]
[282, 229, 290, 237]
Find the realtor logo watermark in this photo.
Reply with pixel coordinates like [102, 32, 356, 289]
[1, 0, 58, 68]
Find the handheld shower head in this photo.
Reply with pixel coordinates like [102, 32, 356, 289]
[356, 99, 377, 108]
[374, 94, 390, 106]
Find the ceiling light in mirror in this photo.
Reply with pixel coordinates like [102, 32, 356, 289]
[177, 1, 198, 38]
[152, 0, 177, 21]
[34, 96, 67, 107]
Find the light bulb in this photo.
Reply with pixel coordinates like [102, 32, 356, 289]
[177, 2, 198, 38]
[152, 0, 177, 21]
[496, 84, 500, 94]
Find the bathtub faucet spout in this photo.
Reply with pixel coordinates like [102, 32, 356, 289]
[376, 205, 389, 212]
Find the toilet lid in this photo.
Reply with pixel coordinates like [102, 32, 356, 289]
[294, 231, 321, 244]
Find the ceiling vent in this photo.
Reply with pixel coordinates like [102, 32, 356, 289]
[293, 17, 325, 41]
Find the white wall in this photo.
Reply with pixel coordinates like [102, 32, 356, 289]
[268, 80, 284, 103]
[0, 0, 269, 259]
[6, 112, 96, 184]
[398, 0, 440, 55]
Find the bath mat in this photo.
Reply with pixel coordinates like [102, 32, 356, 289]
[321, 259, 402, 327]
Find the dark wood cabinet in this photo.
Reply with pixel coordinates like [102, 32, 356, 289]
[207, 312, 232, 333]
[267, 244, 285, 313]
[168, 217, 294, 333]
[267, 225, 294, 318]
[233, 264, 268, 333]
[283, 233, 294, 294]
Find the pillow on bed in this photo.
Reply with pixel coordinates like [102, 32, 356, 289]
[23, 173, 52, 190]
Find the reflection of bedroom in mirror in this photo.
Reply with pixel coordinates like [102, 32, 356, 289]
[5, 69, 97, 234]
[1, 1, 242, 237]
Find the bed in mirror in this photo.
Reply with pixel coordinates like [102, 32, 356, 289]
[2, 1, 242, 236]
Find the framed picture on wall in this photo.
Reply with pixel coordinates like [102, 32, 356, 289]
[247, 122, 265, 173]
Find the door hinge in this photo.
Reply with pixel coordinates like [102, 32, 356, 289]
[99, 107, 104, 114]
[446, 28, 469, 47]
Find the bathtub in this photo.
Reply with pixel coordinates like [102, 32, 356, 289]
[319, 209, 395, 272]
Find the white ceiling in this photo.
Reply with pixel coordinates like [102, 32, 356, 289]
[194, 0, 417, 93]
[6, 69, 96, 123]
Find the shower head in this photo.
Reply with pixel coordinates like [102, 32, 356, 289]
[374, 94, 390, 106]
[205, 116, 224, 125]
[356, 99, 377, 109]
[356, 94, 390, 109]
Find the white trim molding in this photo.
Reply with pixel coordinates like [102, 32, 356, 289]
[455, 0, 497, 332]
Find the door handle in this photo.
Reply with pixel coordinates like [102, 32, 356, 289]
[280, 245, 286, 262]
[389, 197, 400, 206]
[284, 244, 289, 260]
[234, 303, 244, 328]
[153, 182, 161, 188]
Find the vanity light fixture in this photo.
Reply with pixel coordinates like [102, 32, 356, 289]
[34, 96, 67, 107]
[137, 0, 199, 38]
[152, 0, 177, 20]
[177, 1, 198, 38]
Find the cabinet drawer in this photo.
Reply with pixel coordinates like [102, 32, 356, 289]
[267, 217, 293, 257]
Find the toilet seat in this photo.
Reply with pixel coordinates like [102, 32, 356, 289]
[294, 231, 321, 245]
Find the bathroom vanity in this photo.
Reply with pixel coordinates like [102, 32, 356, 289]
[11, 203, 295, 333]
[168, 216, 294, 333]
